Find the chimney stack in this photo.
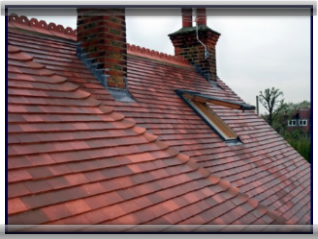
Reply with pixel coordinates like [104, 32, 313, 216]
[77, 8, 127, 89]
[169, 8, 220, 82]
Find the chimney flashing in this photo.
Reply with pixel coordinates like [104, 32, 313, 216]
[76, 40, 135, 102]
[77, 8, 135, 102]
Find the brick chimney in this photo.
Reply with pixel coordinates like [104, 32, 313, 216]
[169, 8, 220, 82]
[77, 8, 127, 90]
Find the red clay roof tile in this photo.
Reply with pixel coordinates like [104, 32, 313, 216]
[8, 183, 31, 199]
[8, 198, 29, 215]
[8, 170, 33, 183]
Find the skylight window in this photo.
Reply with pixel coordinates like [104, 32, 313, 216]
[176, 89, 255, 145]
[187, 100, 237, 140]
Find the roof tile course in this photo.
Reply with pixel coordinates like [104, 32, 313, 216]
[6, 15, 311, 231]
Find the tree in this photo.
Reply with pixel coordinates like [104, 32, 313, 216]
[259, 94, 311, 163]
[284, 100, 310, 118]
[259, 87, 286, 126]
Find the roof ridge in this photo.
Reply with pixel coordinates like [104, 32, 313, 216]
[127, 43, 190, 67]
[8, 13, 77, 41]
[8, 13, 190, 67]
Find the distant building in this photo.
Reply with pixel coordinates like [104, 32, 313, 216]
[287, 108, 311, 136]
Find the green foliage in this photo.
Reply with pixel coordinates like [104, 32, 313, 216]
[259, 89, 311, 163]
[282, 126, 311, 163]
[287, 100, 310, 110]
[286, 137, 311, 163]
[284, 100, 311, 119]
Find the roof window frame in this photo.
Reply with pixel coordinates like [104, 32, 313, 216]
[175, 89, 256, 145]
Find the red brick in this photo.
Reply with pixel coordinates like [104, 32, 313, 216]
[77, 8, 127, 89]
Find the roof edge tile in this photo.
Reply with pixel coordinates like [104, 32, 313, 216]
[8, 13, 77, 41]
[127, 43, 190, 67]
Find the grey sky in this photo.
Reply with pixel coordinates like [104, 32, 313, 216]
[8, 8, 311, 114]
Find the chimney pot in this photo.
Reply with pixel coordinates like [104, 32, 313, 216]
[196, 8, 207, 26]
[182, 8, 193, 28]
[169, 8, 220, 82]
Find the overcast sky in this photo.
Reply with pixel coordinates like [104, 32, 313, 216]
[8, 8, 311, 114]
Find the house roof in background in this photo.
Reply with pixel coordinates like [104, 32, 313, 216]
[6, 14, 311, 231]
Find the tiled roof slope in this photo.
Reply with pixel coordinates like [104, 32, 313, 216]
[123, 56, 311, 225]
[68, 53, 311, 224]
[7, 15, 310, 227]
[7, 26, 288, 230]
